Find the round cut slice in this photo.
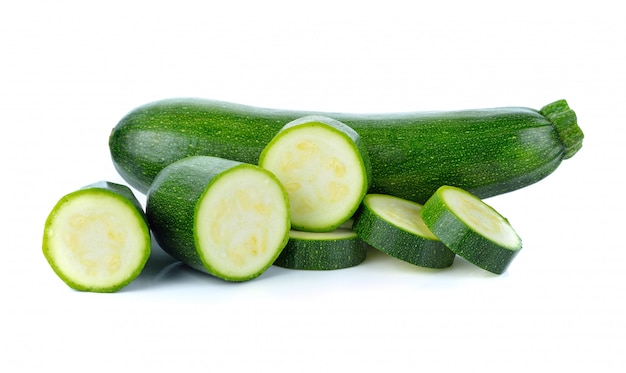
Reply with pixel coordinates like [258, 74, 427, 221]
[421, 185, 522, 274]
[195, 165, 291, 279]
[42, 182, 150, 292]
[259, 115, 370, 232]
[353, 194, 455, 269]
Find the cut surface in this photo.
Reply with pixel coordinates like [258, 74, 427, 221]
[353, 194, 455, 269]
[195, 165, 290, 280]
[43, 190, 150, 292]
[364, 194, 437, 240]
[259, 120, 367, 231]
[289, 227, 357, 240]
[420, 185, 522, 274]
[441, 187, 521, 249]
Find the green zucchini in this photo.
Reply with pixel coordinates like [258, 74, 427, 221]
[42, 181, 151, 292]
[146, 155, 290, 281]
[258, 115, 371, 232]
[353, 194, 455, 269]
[109, 98, 583, 204]
[273, 228, 367, 270]
[420, 185, 522, 274]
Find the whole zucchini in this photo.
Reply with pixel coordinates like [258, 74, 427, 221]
[109, 98, 583, 204]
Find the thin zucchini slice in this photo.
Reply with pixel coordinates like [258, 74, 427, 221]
[274, 228, 367, 270]
[146, 156, 290, 281]
[353, 194, 455, 269]
[421, 185, 522, 274]
[42, 181, 151, 292]
[258, 115, 371, 232]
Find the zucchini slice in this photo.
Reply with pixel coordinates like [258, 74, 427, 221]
[146, 156, 290, 281]
[42, 181, 151, 292]
[353, 194, 455, 269]
[258, 115, 371, 232]
[274, 227, 367, 270]
[420, 185, 522, 274]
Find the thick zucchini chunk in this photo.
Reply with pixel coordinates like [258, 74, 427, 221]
[146, 156, 290, 281]
[42, 181, 151, 292]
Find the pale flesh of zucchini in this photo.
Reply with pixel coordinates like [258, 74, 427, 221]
[441, 187, 521, 249]
[195, 166, 290, 279]
[260, 120, 367, 232]
[365, 194, 438, 240]
[43, 191, 149, 291]
[421, 185, 522, 274]
[288, 227, 357, 240]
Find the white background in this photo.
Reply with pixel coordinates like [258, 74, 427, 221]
[2, 0, 624, 371]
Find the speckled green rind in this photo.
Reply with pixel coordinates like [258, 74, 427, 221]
[147, 156, 235, 273]
[42, 181, 151, 293]
[146, 155, 290, 281]
[420, 186, 522, 275]
[273, 229, 367, 270]
[352, 198, 455, 269]
[110, 98, 583, 203]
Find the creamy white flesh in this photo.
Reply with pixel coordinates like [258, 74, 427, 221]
[289, 227, 357, 240]
[195, 167, 289, 278]
[441, 187, 521, 249]
[260, 124, 366, 230]
[365, 194, 438, 240]
[45, 193, 148, 288]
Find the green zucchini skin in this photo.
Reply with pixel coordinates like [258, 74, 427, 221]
[110, 98, 583, 203]
[274, 229, 367, 270]
[146, 156, 240, 273]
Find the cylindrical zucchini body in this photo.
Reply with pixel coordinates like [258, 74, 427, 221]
[146, 155, 291, 281]
[110, 98, 583, 203]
